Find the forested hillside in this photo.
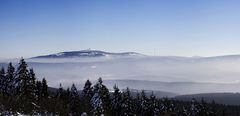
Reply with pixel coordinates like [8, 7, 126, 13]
[0, 59, 240, 115]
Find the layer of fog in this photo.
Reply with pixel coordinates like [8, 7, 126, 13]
[2, 55, 240, 94]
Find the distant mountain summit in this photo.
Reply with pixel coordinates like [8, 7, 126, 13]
[31, 49, 240, 60]
[32, 49, 143, 59]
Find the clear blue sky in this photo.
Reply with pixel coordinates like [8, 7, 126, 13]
[1, 0, 240, 59]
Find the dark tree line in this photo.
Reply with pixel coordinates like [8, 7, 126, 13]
[0, 59, 240, 115]
[0, 59, 49, 115]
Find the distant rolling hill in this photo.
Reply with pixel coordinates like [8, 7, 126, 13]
[30, 49, 240, 60]
[32, 49, 143, 59]
[175, 93, 240, 105]
[49, 84, 240, 105]
[125, 89, 178, 98]
[102, 80, 240, 95]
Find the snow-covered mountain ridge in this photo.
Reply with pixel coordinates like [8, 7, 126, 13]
[32, 50, 143, 59]
[31, 49, 240, 62]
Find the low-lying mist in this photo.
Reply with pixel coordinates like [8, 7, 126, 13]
[2, 55, 240, 94]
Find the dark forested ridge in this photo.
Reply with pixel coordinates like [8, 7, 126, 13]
[175, 93, 240, 106]
[0, 59, 240, 115]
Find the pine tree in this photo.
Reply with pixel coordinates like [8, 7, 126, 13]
[91, 77, 110, 115]
[82, 79, 93, 114]
[179, 106, 188, 116]
[55, 84, 70, 115]
[140, 90, 150, 115]
[0, 67, 9, 113]
[111, 84, 122, 116]
[57, 83, 64, 98]
[41, 78, 48, 99]
[2, 63, 17, 113]
[190, 98, 198, 116]
[5, 63, 15, 96]
[0, 67, 6, 94]
[28, 69, 37, 101]
[91, 90, 104, 115]
[82, 80, 93, 97]
[29, 69, 36, 89]
[159, 98, 170, 114]
[169, 99, 177, 115]
[199, 98, 208, 116]
[209, 100, 217, 116]
[35, 80, 43, 113]
[149, 92, 158, 116]
[36, 78, 49, 114]
[121, 87, 134, 116]
[134, 91, 142, 114]
[35, 81, 42, 101]
[69, 83, 81, 115]
[15, 58, 29, 96]
[15, 58, 37, 114]
[27, 68, 37, 112]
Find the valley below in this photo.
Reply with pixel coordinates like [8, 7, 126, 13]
[2, 50, 240, 97]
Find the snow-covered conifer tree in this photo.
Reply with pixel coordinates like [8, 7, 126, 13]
[111, 84, 122, 116]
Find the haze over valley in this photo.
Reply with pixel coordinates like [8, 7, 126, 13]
[2, 50, 240, 95]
